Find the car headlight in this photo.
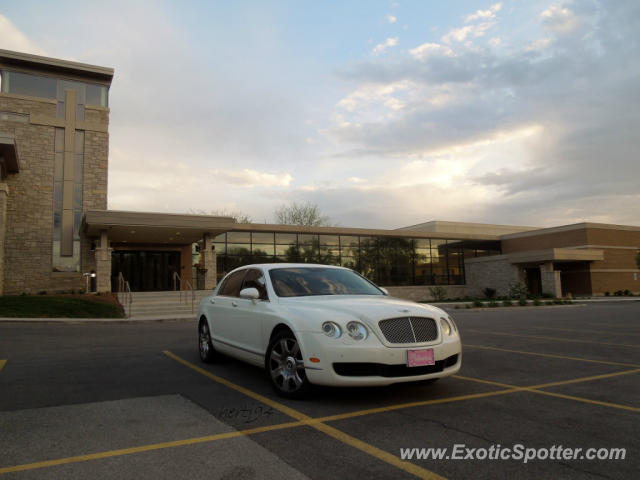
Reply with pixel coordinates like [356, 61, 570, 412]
[322, 321, 342, 338]
[447, 315, 458, 332]
[440, 317, 452, 336]
[346, 321, 368, 341]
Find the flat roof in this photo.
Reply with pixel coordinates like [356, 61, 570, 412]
[397, 220, 539, 237]
[0, 49, 113, 84]
[501, 222, 640, 240]
[83, 210, 503, 245]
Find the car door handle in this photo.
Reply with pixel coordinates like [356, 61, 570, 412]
[232, 301, 238, 307]
[209, 299, 215, 304]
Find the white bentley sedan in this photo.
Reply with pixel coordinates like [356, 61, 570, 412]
[198, 264, 461, 398]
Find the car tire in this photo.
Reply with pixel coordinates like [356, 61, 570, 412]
[265, 330, 311, 399]
[199, 318, 218, 363]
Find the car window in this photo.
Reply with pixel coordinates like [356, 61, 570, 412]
[241, 269, 268, 300]
[269, 267, 384, 297]
[218, 269, 247, 297]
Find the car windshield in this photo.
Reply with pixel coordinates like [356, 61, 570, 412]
[269, 267, 384, 297]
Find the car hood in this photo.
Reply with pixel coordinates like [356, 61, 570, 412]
[277, 295, 447, 328]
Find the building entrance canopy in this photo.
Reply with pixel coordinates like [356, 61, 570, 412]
[83, 210, 236, 244]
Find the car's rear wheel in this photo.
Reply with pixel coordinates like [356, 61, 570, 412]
[199, 319, 217, 363]
[266, 331, 311, 398]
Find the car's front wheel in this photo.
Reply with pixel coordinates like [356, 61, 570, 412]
[266, 331, 311, 398]
[199, 319, 217, 363]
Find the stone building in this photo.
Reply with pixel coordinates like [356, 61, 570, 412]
[1, 49, 639, 299]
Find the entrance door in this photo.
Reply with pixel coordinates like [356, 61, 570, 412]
[111, 251, 181, 291]
[525, 267, 542, 297]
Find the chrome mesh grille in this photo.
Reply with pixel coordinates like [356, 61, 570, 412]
[378, 317, 438, 344]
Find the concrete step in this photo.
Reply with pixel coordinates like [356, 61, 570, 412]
[116, 290, 210, 319]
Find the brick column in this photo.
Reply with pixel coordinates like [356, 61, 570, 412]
[95, 230, 112, 293]
[0, 183, 8, 295]
[201, 233, 217, 290]
[540, 262, 562, 298]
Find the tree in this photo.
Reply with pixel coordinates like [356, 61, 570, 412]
[274, 201, 332, 227]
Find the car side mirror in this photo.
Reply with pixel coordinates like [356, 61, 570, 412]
[379, 287, 389, 295]
[239, 287, 260, 300]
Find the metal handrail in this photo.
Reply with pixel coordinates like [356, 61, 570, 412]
[173, 271, 195, 313]
[117, 272, 133, 318]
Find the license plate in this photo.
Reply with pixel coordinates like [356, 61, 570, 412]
[407, 349, 435, 367]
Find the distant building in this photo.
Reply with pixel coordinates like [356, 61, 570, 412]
[1, 49, 638, 298]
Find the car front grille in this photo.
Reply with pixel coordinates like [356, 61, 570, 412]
[378, 317, 438, 344]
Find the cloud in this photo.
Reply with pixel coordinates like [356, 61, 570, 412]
[387, 14, 397, 24]
[210, 168, 293, 188]
[325, 1, 640, 227]
[541, 4, 578, 33]
[465, 3, 503, 23]
[0, 15, 46, 55]
[372, 37, 399, 55]
[409, 42, 454, 60]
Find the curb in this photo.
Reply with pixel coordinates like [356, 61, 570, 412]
[0, 316, 196, 324]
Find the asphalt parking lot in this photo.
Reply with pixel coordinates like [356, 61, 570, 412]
[0, 301, 638, 479]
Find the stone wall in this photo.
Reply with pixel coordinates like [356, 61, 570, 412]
[464, 255, 522, 298]
[0, 93, 108, 294]
[383, 285, 468, 302]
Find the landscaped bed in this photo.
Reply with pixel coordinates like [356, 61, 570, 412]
[0, 294, 125, 318]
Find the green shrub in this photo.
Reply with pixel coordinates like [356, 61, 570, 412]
[623, 289, 631, 296]
[563, 300, 573, 304]
[483, 287, 497, 299]
[454, 305, 460, 309]
[488, 300, 499, 307]
[465, 304, 472, 309]
[508, 282, 529, 300]
[541, 292, 553, 299]
[473, 299, 484, 308]
[533, 299, 542, 306]
[605, 291, 610, 296]
[614, 290, 623, 296]
[518, 298, 527, 306]
[545, 301, 553, 306]
[502, 300, 513, 306]
[38, 290, 47, 295]
[428, 286, 447, 302]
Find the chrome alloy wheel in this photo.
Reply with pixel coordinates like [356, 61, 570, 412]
[268, 336, 306, 393]
[199, 321, 215, 362]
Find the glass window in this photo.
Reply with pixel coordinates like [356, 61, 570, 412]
[86, 83, 108, 107]
[319, 235, 339, 246]
[297, 234, 318, 246]
[3, 71, 56, 99]
[275, 233, 297, 245]
[213, 233, 226, 242]
[241, 269, 268, 300]
[227, 231, 250, 243]
[340, 236, 359, 248]
[218, 269, 246, 297]
[269, 267, 383, 297]
[252, 232, 274, 244]
[227, 244, 251, 256]
[213, 242, 226, 254]
[252, 243, 274, 256]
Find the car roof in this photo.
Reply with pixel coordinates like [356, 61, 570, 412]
[233, 263, 346, 272]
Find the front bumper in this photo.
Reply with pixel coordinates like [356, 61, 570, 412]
[299, 331, 462, 387]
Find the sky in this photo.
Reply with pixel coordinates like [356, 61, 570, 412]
[1, 0, 639, 228]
